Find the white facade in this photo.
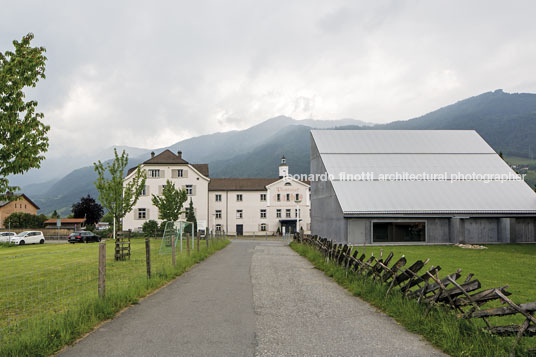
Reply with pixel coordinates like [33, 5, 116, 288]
[123, 151, 311, 236]
[208, 177, 311, 236]
[123, 150, 209, 232]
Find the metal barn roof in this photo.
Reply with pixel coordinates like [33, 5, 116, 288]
[311, 130, 496, 154]
[332, 180, 536, 215]
[311, 130, 536, 215]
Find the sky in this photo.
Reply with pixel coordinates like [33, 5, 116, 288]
[2, 0, 536, 162]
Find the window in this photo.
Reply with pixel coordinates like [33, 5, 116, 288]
[295, 209, 299, 217]
[148, 169, 160, 178]
[215, 224, 222, 232]
[260, 193, 266, 201]
[372, 222, 426, 243]
[215, 194, 222, 202]
[236, 194, 243, 202]
[276, 209, 281, 218]
[138, 208, 147, 219]
[295, 193, 300, 201]
[284, 182, 291, 186]
[277, 194, 281, 201]
[285, 209, 291, 218]
[172, 169, 185, 178]
[286, 193, 290, 201]
[215, 210, 222, 219]
[260, 223, 267, 231]
[177, 169, 183, 177]
[260, 209, 266, 218]
[236, 210, 243, 219]
[186, 185, 193, 195]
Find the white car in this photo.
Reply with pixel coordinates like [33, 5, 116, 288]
[10, 231, 45, 245]
[0, 232, 16, 243]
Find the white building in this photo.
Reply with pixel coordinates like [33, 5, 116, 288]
[123, 151, 310, 236]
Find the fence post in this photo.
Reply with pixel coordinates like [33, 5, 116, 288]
[186, 234, 190, 256]
[145, 238, 151, 279]
[98, 242, 106, 298]
[171, 234, 176, 267]
[206, 232, 209, 249]
[197, 234, 200, 253]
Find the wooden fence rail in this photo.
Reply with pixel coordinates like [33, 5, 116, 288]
[294, 233, 535, 356]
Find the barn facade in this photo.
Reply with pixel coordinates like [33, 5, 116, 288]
[310, 130, 536, 244]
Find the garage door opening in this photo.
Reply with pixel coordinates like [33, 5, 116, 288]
[372, 222, 426, 243]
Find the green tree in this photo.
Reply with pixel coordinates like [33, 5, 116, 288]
[0, 33, 49, 201]
[185, 198, 197, 233]
[4, 212, 47, 228]
[101, 211, 113, 224]
[94, 149, 146, 240]
[72, 194, 104, 225]
[142, 220, 159, 237]
[151, 180, 187, 222]
[50, 210, 60, 219]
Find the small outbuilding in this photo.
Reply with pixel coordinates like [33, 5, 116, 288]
[310, 130, 536, 244]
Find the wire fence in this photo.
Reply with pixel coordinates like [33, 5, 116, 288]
[0, 234, 227, 346]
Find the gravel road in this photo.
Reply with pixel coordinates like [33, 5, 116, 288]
[59, 240, 445, 357]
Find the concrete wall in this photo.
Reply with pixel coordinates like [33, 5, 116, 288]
[343, 216, 536, 244]
[310, 136, 347, 242]
[514, 218, 536, 243]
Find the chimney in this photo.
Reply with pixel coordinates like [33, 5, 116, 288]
[151, 151, 155, 158]
[177, 150, 182, 159]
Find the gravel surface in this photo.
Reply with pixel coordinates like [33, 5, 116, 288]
[59, 240, 445, 357]
[251, 243, 446, 357]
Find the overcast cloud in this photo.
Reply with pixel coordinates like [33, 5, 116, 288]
[1, 0, 536, 160]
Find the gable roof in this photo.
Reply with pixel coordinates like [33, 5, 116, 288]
[143, 149, 189, 165]
[0, 194, 40, 210]
[312, 130, 536, 215]
[125, 151, 209, 178]
[192, 164, 209, 177]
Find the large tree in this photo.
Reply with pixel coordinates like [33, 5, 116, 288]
[94, 149, 146, 240]
[0, 33, 49, 201]
[151, 180, 187, 222]
[72, 194, 104, 225]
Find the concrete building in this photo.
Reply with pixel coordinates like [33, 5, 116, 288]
[123, 151, 310, 236]
[310, 130, 536, 244]
[0, 194, 40, 228]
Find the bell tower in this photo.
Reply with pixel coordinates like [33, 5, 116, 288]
[279, 156, 289, 178]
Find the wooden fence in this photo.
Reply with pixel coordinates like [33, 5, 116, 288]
[295, 233, 536, 356]
[0, 228, 75, 239]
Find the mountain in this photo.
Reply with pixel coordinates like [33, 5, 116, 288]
[9, 145, 151, 188]
[19, 90, 536, 215]
[376, 89, 536, 158]
[26, 118, 367, 214]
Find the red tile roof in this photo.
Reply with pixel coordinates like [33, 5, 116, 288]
[44, 218, 86, 224]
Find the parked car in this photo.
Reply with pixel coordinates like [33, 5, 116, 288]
[0, 232, 16, 243]
[68, 231, 101, 243]
[10, 231, 45, 245]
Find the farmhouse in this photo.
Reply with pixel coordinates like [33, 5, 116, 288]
[0, 194, 40, 228]
[310, 130, 536, 244]
[123, 150, 310, 235]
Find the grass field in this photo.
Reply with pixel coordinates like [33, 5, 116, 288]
[291, 242, 536, 356]
[505, 155, 536, 189]
[0, 237, 229, 356]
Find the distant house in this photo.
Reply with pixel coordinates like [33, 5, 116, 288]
[310, 130, 536, 244]
[0, 194, 40, 228]
[96, 222, 110, 231]
[44, 218, 86, 230]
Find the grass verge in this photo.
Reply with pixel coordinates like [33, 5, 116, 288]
[0, 239, 229, 357]
[290, 241, 532, 357]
